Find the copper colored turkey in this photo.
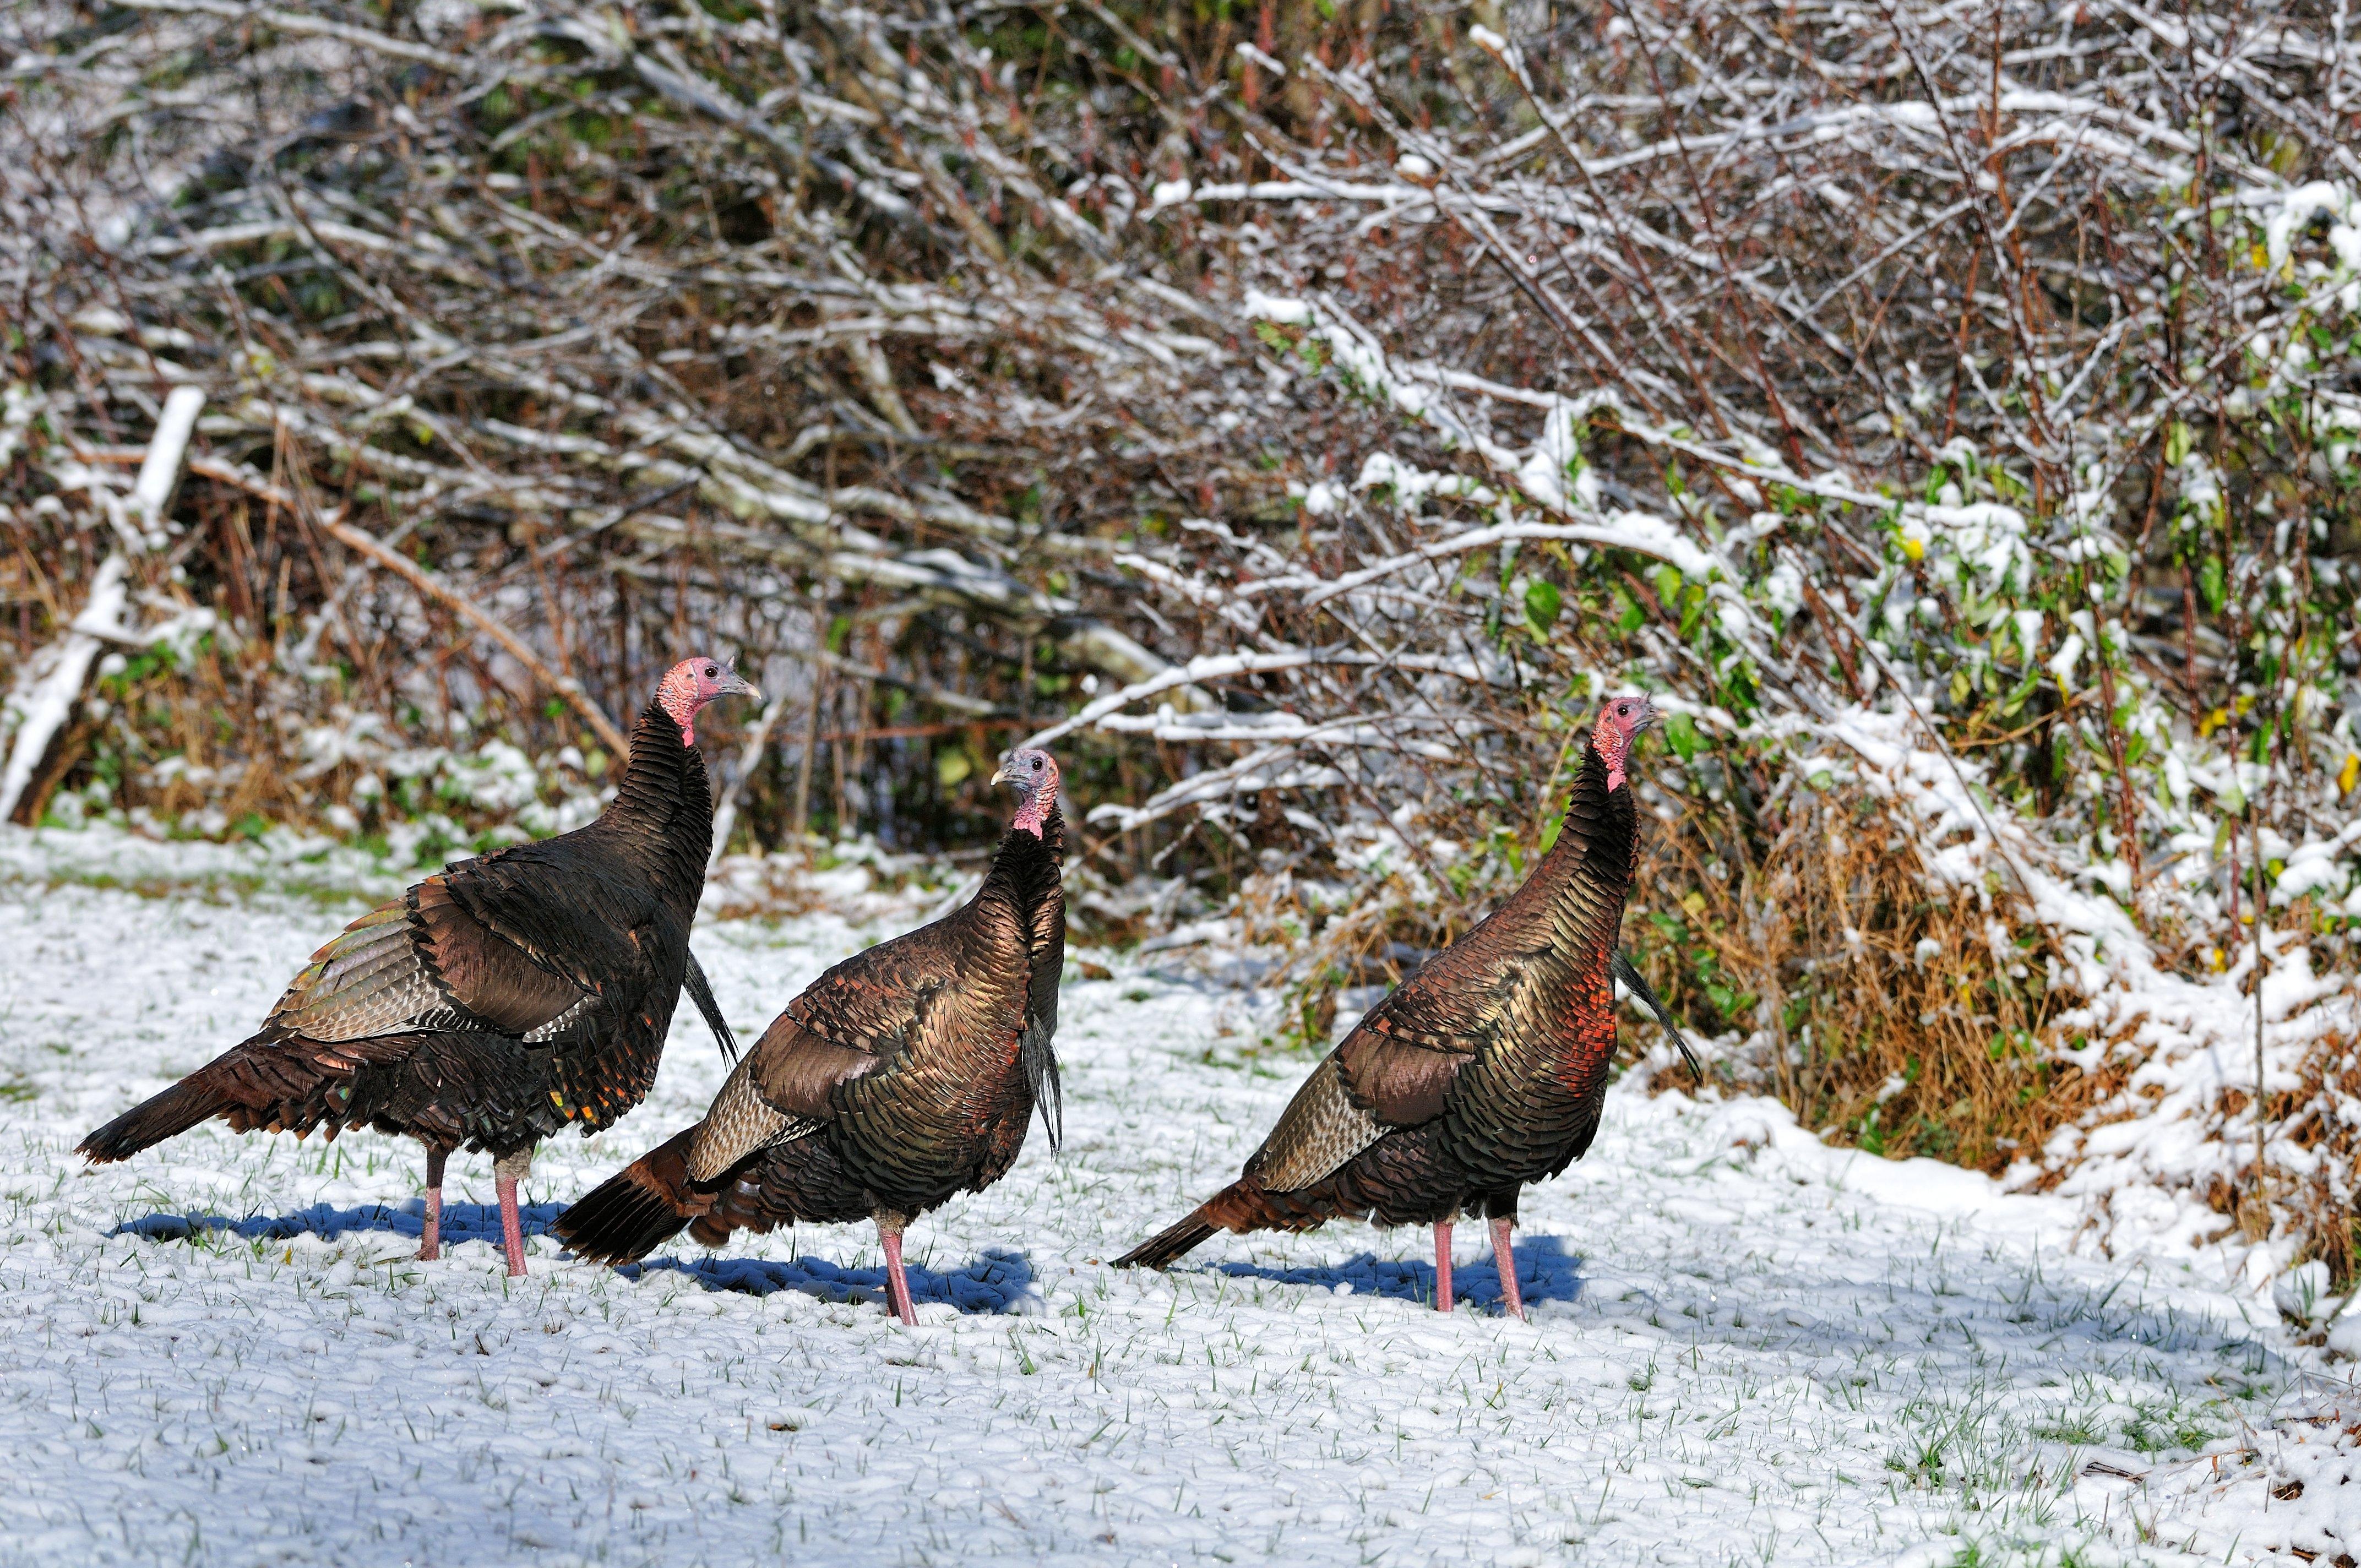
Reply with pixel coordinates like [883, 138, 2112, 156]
[79, 656, 759, 1275]
[1116, 696, 1664, 1319]
[554, 748, 1067, 1325]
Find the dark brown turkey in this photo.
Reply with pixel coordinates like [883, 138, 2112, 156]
[79, 656, 758, 1275]
[554, 747, 1067, 1325]
[1117, 696, 1668, 1319]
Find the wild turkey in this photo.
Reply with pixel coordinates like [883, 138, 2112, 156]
[1116, 695, 1662, 1319]
[555, 747, 1066, 1325]
[79, 656, 758, 1275]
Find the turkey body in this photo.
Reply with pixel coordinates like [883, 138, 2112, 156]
[556, 806, 1065, 1323]
[80, 698, 719, 1271]
[1117, 734, 1642, 1317]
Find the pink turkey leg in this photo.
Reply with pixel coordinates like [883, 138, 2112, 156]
[494, 1147, 532, 1277]
[880, 1227, 917, 1326]
[420, 1146, 447, 1261]
[1433, 1221, 1454, 1314]
[1490, 1215, 1525, 1321]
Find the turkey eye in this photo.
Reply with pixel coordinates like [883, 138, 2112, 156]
[1031, 759, 1042, 770]
[704, 665, 717, 677]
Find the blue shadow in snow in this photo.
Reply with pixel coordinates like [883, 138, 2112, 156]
[115, 1205, 1038, 1314]
[1215, 1232, 1585, 1316]
[622, 1246, 1036, 1315]
[114, 1199, 565, 1249]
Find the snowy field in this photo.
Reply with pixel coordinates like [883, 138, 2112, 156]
[1, 831, 2354, 1568]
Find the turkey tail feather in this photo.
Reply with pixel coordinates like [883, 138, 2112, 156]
[1035, 1051, 1063, 1151]
[683, 951, 738, 1064]
[1613, 950, 1703, 1084]
[1021, 1021, 1062, 1152]
[1113, 1209, 1217, 1271]
[553, 1128, 706, 1264]
[79, 1074, 237, 1163]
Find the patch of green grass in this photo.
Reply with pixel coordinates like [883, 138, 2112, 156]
[0, 866, 377, 910]
[2120, 1398, 2219, 1455]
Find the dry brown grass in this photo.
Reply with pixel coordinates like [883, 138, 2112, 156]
[31, 630, 300, 836]
[1626, 784, 2113, 1174]
[2220, 1019, 2361, 1289]
[1632, 785, 2361, 1286]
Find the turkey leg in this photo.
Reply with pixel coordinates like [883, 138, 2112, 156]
[1433, 1221, 1455, 1314]
[420, 1146, 448, 1261]
[1490, 1215, 1525, 1321]
[493, 1146, 533, 1277]
[877, 1216, 917, 1327]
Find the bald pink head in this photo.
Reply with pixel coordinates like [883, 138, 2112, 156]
[655, 656, 758, 745]
[1593, 694, 1657, 792]
[991, 747, 1061, 837]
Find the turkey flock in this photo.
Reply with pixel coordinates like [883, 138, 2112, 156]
[80, 659, 1694, 1325]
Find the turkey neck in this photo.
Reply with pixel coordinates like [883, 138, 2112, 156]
[1500, 746, 1637, 956]
[594, 701, 715, 910]
[979, 805, 1064, 917]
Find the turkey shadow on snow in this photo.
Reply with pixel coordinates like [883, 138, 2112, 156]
[114, 1197, 567, 1250]
[617, 1247, 1036, 1314]
[115, 1206, 1038, 1312]
[1215, 1232, 1585, 1315]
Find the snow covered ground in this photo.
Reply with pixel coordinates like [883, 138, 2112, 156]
[1, 830, 2354, 1567]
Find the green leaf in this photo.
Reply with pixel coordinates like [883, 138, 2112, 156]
[2198, 556, 2226, 613]
[1613, 587, 1644, 635]
[2164, 421, 2192, 467]
[1537, 813, 1564, 855]
[1664, 712, 1701, 762]
[936, 749, 973, 787]
[1524, 579, 1562, 635]
[1722, 665, 1759, 719]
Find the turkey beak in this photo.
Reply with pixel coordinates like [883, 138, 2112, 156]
[988, 764, 1012, 786]
[721, 671, 760, 704]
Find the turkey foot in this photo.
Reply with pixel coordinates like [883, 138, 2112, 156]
[1490, 1216, 1525, 1321]
[1433, 1221, 1455, 1314]
[494, 1146, 533, 1277]
[878, 1219, 917, 1327]
[420, 1146, 448, 1262]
